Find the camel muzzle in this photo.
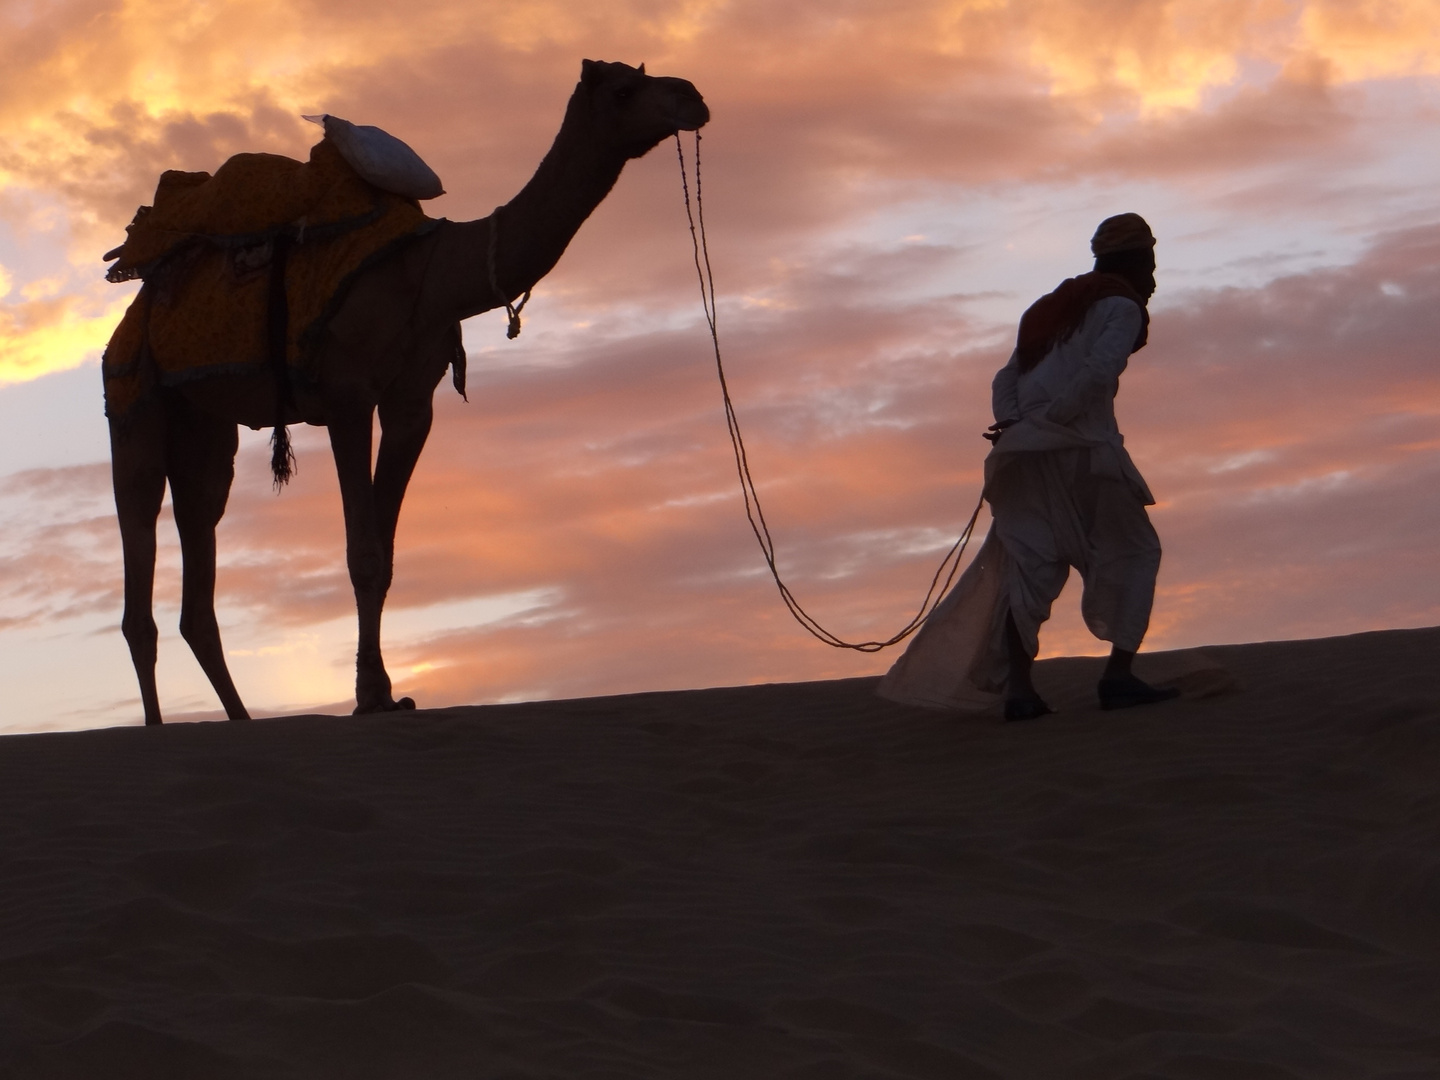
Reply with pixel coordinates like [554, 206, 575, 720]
[660, 77, 709, 131]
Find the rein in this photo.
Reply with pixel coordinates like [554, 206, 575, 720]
[674, 132, 985, 652]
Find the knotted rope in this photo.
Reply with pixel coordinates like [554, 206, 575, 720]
[675, 132, 984, 652]
[487, 204, 532, 339]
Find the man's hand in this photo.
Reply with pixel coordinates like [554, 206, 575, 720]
[983, 419, 1017, 445]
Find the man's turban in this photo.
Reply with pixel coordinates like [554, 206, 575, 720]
[1091, 213, 1156, 256]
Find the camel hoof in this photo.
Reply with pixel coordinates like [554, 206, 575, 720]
[353, 695, 417, 715]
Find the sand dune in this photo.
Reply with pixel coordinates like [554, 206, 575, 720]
[2, 627, 1439, 1078]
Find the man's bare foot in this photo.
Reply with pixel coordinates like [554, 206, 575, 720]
[1005, 694, 1054, 722]
[1098, 673, 1180, 711]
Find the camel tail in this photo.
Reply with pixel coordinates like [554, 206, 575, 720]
[271, 425, 296, 489]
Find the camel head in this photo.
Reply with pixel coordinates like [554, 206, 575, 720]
[576, 59, 709, 160]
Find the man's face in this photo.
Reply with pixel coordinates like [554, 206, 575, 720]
[1133, 251, 1157, 300]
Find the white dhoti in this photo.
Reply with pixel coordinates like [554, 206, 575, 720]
[877, 445, 1160, 711]
[989, 447, 1160, 658]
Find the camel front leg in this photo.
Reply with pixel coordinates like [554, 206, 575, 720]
[327, 400, 412, 713]
[374, 386, 436, 589]
[110, 403, 168, 725]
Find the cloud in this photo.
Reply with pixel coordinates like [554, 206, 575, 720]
[5, 1, 1435, 258]
[0, 286, 133, 384]
[0, 463, 122, 629]
[1302, 0, 1440, 81]
[1116, 223, 1440, 645]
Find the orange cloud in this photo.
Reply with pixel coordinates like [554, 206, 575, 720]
[4, 0, 1433, 254]
[1302, 0, 1440, 80]
[0, 286, 133, 384]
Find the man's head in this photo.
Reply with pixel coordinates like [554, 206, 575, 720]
[1091, 213, 1156, 300]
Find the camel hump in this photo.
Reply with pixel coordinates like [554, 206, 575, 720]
[305, 114, 444, 201]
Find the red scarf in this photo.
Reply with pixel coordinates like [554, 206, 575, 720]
[1015, 272, 1149, 373]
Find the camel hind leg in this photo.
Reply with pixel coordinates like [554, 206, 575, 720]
[110, 398, 168, 725]
[327, 396, 407, 713]
[165, 398, 249, 720]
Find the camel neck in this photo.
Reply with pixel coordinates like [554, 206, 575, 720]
[426, 94, 630, 327]
[497, 104, 630, 294]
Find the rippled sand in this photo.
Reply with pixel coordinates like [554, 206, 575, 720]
[2, 626, 1438, 1078]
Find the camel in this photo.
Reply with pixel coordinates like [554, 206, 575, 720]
[109, 60, 709, 724]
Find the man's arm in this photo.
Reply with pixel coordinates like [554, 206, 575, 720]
[1044, 297, 1143, 426]
[991, 349, 1021, 424]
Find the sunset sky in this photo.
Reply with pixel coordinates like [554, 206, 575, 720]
[2, 0, 1438, 732]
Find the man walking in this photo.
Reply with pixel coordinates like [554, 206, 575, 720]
[983, 213, 1178, 720]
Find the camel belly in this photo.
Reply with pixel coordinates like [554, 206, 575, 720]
[171, 372, 329, 431]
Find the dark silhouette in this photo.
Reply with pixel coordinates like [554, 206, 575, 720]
[987, 213, 1178, 721]
[107, 60, 708, 724]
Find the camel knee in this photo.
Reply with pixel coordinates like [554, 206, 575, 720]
[122, 611, 158, 657]
[178, 607, 219, 649]
[346, 546, 391, 595]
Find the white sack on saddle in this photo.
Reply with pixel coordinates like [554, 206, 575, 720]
[304, 114, 444, 200]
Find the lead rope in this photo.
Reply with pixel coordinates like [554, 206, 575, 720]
[675, 132, 984, 652]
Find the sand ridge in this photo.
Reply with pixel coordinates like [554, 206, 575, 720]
[2, 627, 1439, 1077]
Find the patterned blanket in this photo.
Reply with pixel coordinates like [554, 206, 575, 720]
[103, 137, 436, 418]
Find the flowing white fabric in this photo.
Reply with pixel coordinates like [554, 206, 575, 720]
[876, 529, 1008, 711]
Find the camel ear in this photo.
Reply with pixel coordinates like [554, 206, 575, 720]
[637, 63, 646, 75]
[581, 59, 600, 85]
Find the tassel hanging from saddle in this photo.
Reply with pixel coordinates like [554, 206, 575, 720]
[267, 230, 298, 489]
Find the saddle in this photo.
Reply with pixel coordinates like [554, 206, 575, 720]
[102, 136, 437, 421]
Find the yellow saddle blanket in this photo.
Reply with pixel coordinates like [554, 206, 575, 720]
[103, 137, 435, 418]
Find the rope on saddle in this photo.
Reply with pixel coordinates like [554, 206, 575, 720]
[675, 131, 985, 652]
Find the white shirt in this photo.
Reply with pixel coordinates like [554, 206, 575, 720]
[986, 295, 1154, 504]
